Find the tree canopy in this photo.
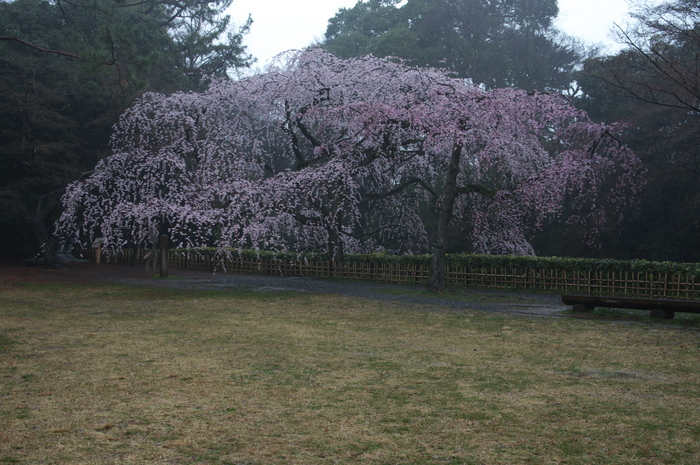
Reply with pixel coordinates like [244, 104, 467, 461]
[323, 0, 584, 92]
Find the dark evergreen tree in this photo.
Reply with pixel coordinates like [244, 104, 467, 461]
[323, 0, 583, 92]
[566, 0, 700, 261]
[0, 0, 253, 266]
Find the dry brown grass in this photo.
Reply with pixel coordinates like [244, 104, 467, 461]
[1, 280, 699, 464]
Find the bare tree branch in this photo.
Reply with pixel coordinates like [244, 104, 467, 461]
[0, 36, 79, 59]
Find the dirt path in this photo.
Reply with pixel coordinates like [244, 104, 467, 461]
[0, 261, 569, 317]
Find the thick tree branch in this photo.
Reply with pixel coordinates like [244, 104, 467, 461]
[456, 184, 497, 198]
[282, 106, 307, 168]
[36, 189, 65, 218]
[362, 177, 438, 199]
[295, 115, 323, 148]
[0, 36, 79, 59]
[292, 212, 321, 226]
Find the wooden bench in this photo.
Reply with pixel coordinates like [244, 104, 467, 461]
[561, 295, 700, 320]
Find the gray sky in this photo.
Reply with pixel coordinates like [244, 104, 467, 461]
[228, 0, 637, 69]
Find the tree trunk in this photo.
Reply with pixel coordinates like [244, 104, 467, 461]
[7, 189, 63, 269]
[159, 235, 169, 278]
[427, 143, 463, 292]
[327, 225, 345, 277]
[27, 215, 61, 269]
[130, 244, 141, 266]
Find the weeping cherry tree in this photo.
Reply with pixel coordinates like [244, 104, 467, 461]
[56, 48, 645, 290]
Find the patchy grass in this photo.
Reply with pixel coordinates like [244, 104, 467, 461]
[569, 306, 700, 328]
[0, 332, 14, 354]
[373, 286, 545, 304]
[1, 281, 699, 464]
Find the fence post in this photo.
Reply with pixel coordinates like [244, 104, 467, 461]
[91, 238, 103, 264]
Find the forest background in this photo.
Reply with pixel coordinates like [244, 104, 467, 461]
[1, 0, 698, 265]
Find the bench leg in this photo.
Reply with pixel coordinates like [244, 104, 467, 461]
[650, 308, 674, 319]
[572, 304, 593, 313]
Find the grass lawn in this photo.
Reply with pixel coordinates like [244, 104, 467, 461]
[1, 280, 699, 464]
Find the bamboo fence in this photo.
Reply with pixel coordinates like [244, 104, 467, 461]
[87, 248, 700, 300]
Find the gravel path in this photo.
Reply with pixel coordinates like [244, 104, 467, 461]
[1, 262, 569, 317]
[107, 265, 568, 317]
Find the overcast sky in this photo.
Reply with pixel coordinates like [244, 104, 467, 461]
[228, 0, 637, 70]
